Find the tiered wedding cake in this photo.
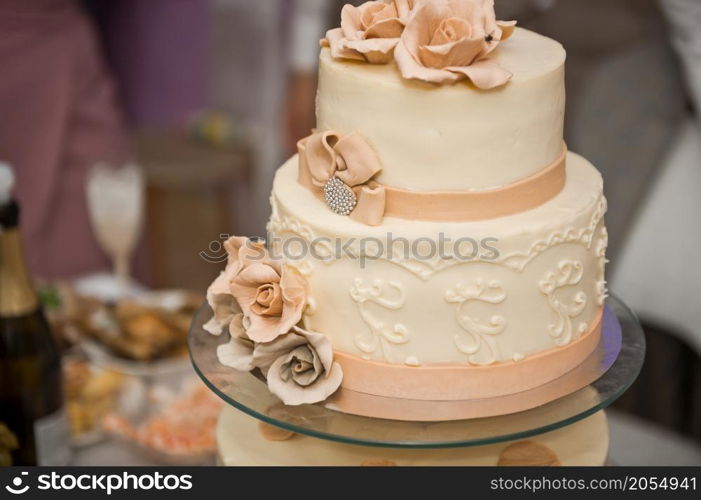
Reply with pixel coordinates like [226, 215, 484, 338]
[205, 0, 608, 424]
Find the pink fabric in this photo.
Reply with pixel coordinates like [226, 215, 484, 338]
[0, 0, 130, 279]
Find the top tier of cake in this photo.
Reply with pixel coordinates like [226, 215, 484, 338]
[316, 27, 566, 192]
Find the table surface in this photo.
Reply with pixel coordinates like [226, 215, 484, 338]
[70, 410, 701, 467]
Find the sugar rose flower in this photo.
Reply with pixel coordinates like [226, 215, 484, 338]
[322, 0, 417, 63]
[203, 264, 240, 337]
[226, 239, 307, 344]
[204, 236, 307, 343]
[252, 327, 343, 406]
[216, 313, 255, 372]
[203, 236, 260, 336]
[394, 0, 516, 89]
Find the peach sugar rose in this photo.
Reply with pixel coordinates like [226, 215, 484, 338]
[322, 0, 417, 63]
[394, 0, 516, 88]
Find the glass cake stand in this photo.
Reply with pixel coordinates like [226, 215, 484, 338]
[189, 294, 645, 449]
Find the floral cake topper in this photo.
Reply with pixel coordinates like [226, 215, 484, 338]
[323, 0, 516, 89]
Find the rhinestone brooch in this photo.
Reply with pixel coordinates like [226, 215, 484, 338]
[323, 176, 357, 216]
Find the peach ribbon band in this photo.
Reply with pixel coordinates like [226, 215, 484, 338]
[332, 307, 603, 402]
[383, 145, 567, 222]
[298, 132, 567, 225]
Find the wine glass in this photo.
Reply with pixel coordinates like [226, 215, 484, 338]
[85, 162, 144, 295]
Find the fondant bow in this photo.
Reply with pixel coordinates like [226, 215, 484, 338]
[298, 131, 386, 226]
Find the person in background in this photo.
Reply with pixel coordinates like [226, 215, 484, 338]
[0, 0, 129, 280]
[87, 0, 210, 128]
[0, 0, 210, 282]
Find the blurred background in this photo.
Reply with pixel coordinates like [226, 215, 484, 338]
[0, 0, 699, 465]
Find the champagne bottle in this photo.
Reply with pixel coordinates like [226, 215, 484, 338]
[0, 163, 70, 466]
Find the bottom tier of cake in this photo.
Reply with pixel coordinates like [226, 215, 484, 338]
[216, 407, 609, 466]
[268, 152, 608, 368]
[266, 152, 608, 406]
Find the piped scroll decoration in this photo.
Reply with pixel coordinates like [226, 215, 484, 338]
[350, 278, 410, 362]
[595, 227, 609, 306]
[539, 260, 588, 346]
[445, 279, 507, 365]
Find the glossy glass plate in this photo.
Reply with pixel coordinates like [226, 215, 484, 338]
[189, 294, 645, 449]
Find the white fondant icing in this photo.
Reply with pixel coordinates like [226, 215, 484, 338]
[268, 152, 607, 364]
[317, 28, 566, 191]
